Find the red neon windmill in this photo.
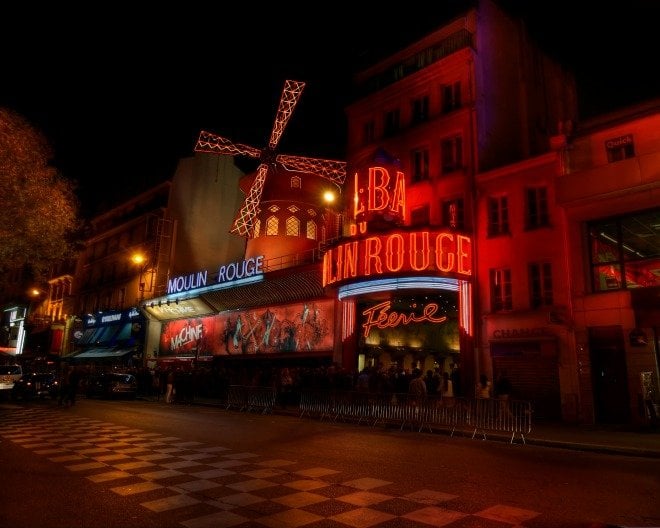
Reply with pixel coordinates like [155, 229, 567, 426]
[195, 80, 347, 238]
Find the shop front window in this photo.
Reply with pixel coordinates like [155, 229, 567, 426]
[589, 209, 660, 291]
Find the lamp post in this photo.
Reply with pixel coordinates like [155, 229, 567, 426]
[17, 287, 46, 358]
[322, 188, 342, 242]
[131, 253, 149, 303]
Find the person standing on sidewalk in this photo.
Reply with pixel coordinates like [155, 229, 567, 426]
[476, 373, 492, 399]
[494, 369, 514, 419]
[165, 368, 175, 404]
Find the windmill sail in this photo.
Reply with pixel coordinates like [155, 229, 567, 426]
[195, 80, 347, 238]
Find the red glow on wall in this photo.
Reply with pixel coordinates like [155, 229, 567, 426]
[323, 230, 472, 287]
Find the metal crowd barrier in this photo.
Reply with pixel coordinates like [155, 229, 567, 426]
[469, 397, 532, 443]
[225, 385, 277, 414]
[298, 390, 532, 444]
[226, 385, 247, 411]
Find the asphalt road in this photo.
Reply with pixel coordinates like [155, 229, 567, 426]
[1, 398, 658, 528]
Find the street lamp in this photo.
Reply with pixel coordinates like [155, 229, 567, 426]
[323, 190, 336, 206]
[322, 188, 342, 241]
[131, 253, 149, 303]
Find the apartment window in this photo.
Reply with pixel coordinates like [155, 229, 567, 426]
[107, 236, 119, 253]
[362, 120, 375, 145]
[529, 262, 553, 308]
[384, 108, 400, 137]
[442, 198, 464, 229]
[286, 216, 300, 236]
[93, 240, 107, 259]
[605, 134, 634, 163]
[588, 210, 660, 291]
[50, 283, 61, 303]
[441, 135, 463, 173]
[266, 216, 278, 235]
[102, 292, 111, 311]
[411, 148, 429, 182]
[488, 196, 509, 236]
[130, 225, 142, 244]
[410, 205, 430, 226]
[410, 95, 429, 125]
[525, 187, 549, 229]
[441, 81, 461, 113]
[306, 220, 317, 240]
[490, 268, 512, 312]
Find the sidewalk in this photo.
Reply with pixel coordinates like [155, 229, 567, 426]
[186, 397, 660, 459]
[523, 421, 660, 458]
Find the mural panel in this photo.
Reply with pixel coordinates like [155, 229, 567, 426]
[159, 299, 334, 359]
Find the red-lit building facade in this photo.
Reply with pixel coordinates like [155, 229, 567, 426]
[18, 0, 659, 426]
[137, 0, 592, 421]
[557, 101, 660, 425]
[337, 0, 577, 420]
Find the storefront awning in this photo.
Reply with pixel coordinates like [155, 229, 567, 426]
[72, 347, 136, 359]
[200, 268, 327, 313]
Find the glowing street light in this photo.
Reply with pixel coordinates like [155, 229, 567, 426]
[323, 190, 336, 206]
[131, 253, 149, 302]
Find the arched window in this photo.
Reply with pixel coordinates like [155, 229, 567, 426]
[253, 219, 261, 237]
[306, 220, 317, 240]
[286, 216, 300, 236]
[291, 176, 301, 188]
[266, 216, 278, 236]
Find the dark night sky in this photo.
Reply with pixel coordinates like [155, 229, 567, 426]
[2, 1, 659, 218]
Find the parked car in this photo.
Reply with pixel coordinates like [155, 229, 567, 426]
[85, 372, 137, 399]
[12, 372, 60, 400]
[0, 364, 23, 394]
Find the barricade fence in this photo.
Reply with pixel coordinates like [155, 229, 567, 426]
[225, 385, 277, 414]
[219, 386, 531, 443]
[298, 390, 532, 444]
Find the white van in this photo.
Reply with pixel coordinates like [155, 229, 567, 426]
[0, 364, 23, 392]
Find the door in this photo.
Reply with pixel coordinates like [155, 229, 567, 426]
[589, 326, 630, 424]
[491, 340, 561, 421]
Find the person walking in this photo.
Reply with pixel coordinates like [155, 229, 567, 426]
[165, 368, 175, 404]
[58, 365, 71, 406]
[494, 369, 514, 419]
[476, 373, 492, 399]
[449, 362, 462, 398]
[440, 371, 454, 406]
[408, 368, 427, 405]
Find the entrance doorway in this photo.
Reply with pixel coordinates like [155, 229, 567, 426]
[491, 340, 561, 421]
[589, 326, 630, 424]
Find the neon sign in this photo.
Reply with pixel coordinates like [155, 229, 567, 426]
[167, 256, 264, 294]
[361, 300, 448, 338]
[353, 165, 405, 232]
[323, 230, 472, 287]
[218, 256, 263, 284]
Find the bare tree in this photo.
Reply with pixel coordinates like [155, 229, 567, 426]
[0, 107, 80, 292]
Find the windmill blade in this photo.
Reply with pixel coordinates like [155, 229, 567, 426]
[277, 154, 347, 185]
[231, 163, 270, 237]
[195, 130, 261, 159]
[268, 80, 306, 149]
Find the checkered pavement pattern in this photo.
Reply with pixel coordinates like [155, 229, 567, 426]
[1, 407, 541, 527]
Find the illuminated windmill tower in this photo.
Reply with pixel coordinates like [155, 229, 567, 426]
[195, 80, 347, 267]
